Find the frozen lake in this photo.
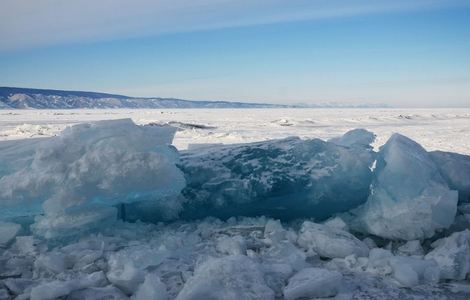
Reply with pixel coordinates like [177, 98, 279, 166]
[1, 108, 470, 154]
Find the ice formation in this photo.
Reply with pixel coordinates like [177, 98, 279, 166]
[177, 130, 375, 221]
[133, 273, 168, 300]
[30, 271, 108, 300]
[0, 119, 185, 237]
[354, 133, 458, 240]
[0, 221, 21, 246]
[283, 267, 343, 299]
[425, 229, 470, 280]
[430, 151, 470, 202]
[1, 120, 470, 299]
[176, 255, 275, 300]
[297, 221, 369, 258]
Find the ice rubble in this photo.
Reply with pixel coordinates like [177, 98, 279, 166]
[176, 255, 275, 300]
[425, 229, 470, 280]
[1, 218, 469, 299]
[0, 221, 21, 246]
[283, 267, 343, 299]
[1, 120, 470, 299]
[297, 221, 369, 258]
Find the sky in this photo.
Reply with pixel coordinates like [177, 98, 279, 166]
[0, 0, 469, 107]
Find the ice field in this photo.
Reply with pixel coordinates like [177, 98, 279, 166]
[1, 108, 470, 154]
[1, 108, 470, 300]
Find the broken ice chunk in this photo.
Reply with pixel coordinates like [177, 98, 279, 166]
[322, 216, 349, 231]
[0, 221, 21, 246]
[0, 119, 185, 236]
[32, 204, 117, 239]
[107, 245, 170, 295]
[264, 219, 287, 244]
[396, 240, 424, 257]
[389, 256, 440, 287]
[176, 255, 275, 300]
[297, 221, 369, 258]
[68, 286, 128, 300]
[179, 129, 375, 221]
[355, 133, 458, 240]
[283, 267, 343, 300]
[216, 235, 247, 255]
[29, 271, 107, 300]
[328, 128, 376, 148]
[430, 151, 470, 203]
[425, 229, 470, 280]
[34, 251, 69, 274]
[107, 264, 145, 296]
[133, 273, 168, 300]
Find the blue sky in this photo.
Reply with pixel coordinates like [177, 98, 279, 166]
[0, 0, 469, 107]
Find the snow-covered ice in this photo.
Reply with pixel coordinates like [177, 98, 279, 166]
[0, 108, 470, 299]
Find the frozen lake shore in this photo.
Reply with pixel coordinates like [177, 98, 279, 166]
[1, 109, 469, 300]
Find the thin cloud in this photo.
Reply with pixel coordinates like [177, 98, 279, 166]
[0, 0, 468, 51]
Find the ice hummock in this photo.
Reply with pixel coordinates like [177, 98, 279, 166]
[1, 119, 470, 298]
[0, 121, 464, 243]
[353, 133, 458, 240]
[0, 119, 185, 237]
[176, 131, 376, 221]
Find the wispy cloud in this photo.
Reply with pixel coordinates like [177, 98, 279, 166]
[0, 0, 467, 51]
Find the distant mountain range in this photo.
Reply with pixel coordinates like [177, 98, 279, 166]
[0, 87, 389, 109]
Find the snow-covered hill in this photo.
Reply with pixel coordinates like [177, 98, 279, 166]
[0, 87, 389, 109]
[0, 87, 288, 109]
